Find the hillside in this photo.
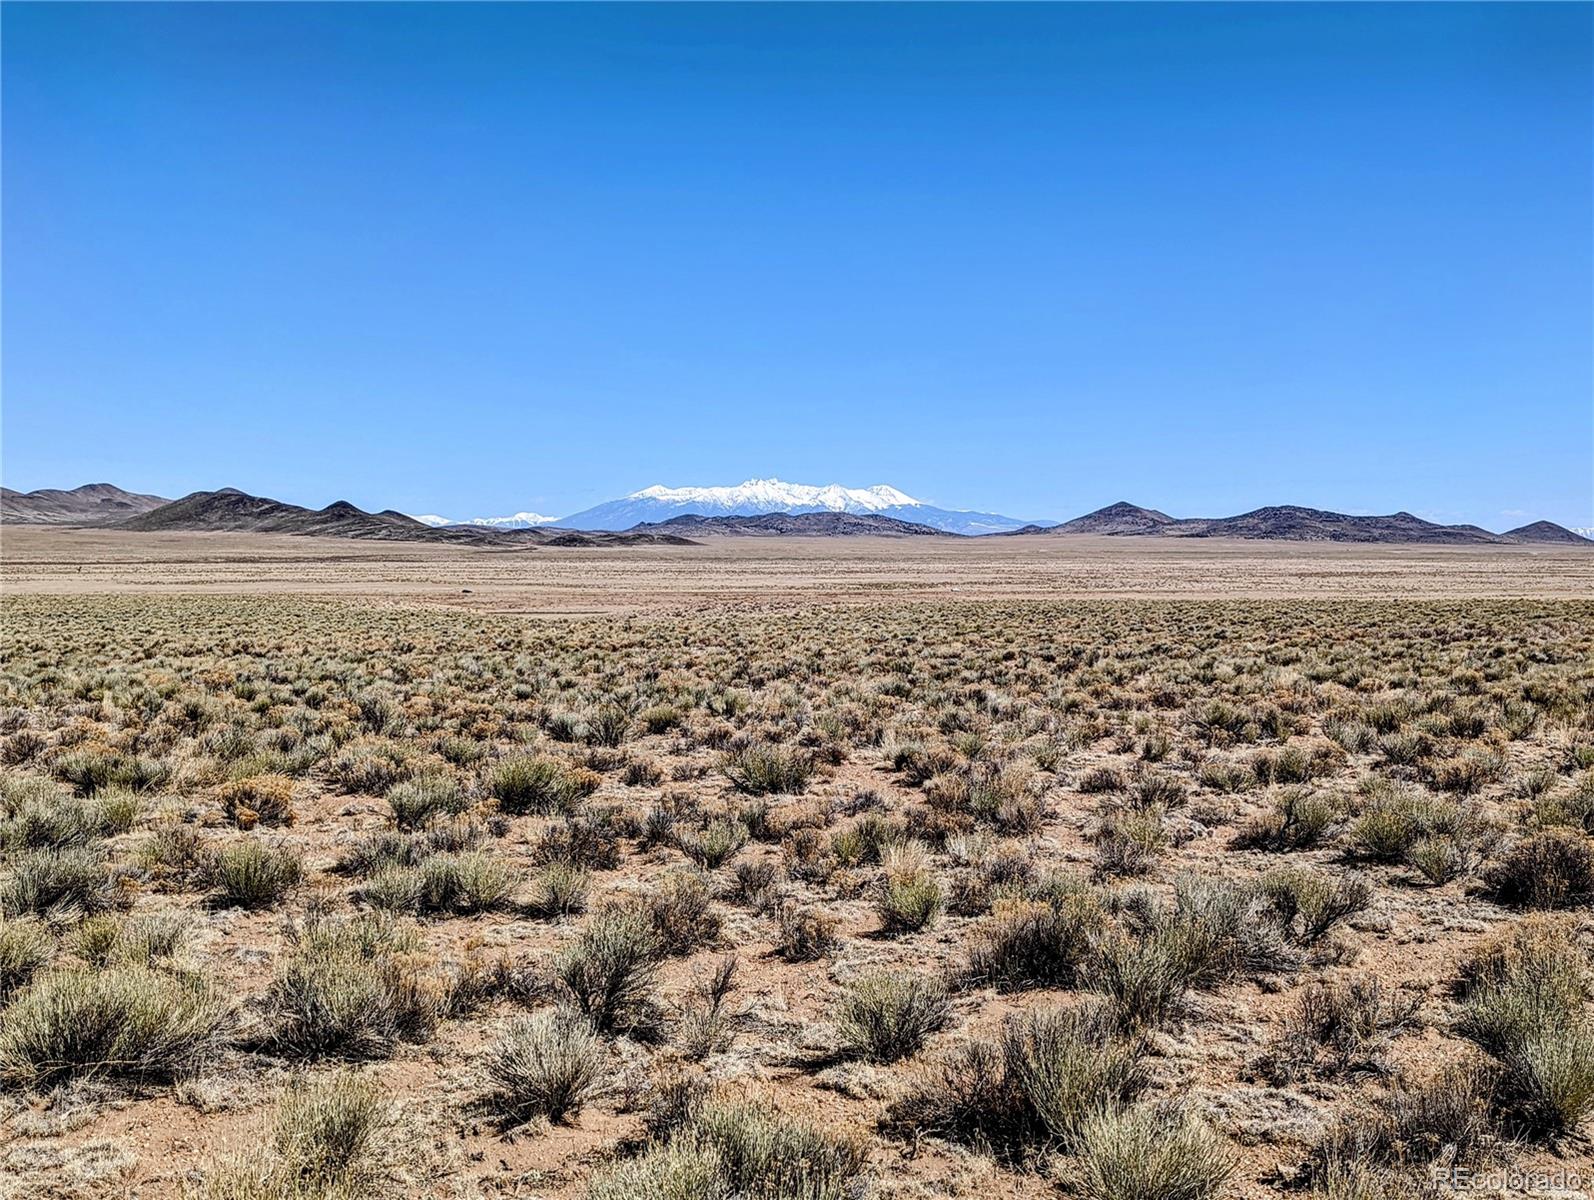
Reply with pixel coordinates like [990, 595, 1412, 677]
[1167, 506, 1503, 544]
[1, 482, 170, 525]
[1020, 502, 1590, 545]
[118, 489, 468, 542]
[1502, 521, 1594, 546]
[1050, 501, 1178, 536]
[555, 477, 1040, 535]
[629, 511, 953, 537]
[115, 489, 698, 547]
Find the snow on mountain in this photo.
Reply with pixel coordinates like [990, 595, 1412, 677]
[630, 479, 920, 513]
[556, 478, 1046, 535]
[406, 511, 557, 529]
[457, 512, 558, 528]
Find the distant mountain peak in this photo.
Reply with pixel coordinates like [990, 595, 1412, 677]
[633, 511, 952, 537]
[628, 478, 922, 512]
[407, 511, 557, 529]
[557, 477, 1042, 534]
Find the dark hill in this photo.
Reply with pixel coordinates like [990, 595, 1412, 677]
[116, 489, 697, 547]
[1166, 506, 1503, 544]
[2, 482, 170, 525]
[1017, 502, 1568, 545]
[1050, 501, 1177, 536]
[119, 489, 459, 541]
[1501, 521, 1594, 545]
[629, 511, 954, 537]
[535, 530, 698, 547]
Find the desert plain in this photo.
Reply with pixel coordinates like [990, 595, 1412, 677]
[1, 527, 1592, 1200]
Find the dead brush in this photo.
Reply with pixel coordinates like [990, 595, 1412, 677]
[1259, 976, 1421, 1083]
[725, 857, 783, 909]
[676, 816, 750, 869]
[775, 902, 840, 961]
[1303, 1061, 1496, 1189]
[1234, 786, 1342, 850]
[216, 773, 297, 828]
[1485, 829, 1594, 910]
[966, 888, 1104, 990]
[648, 870, 722, 955]
[673, 953, 739, 1060]
[532, 807, 622, 870]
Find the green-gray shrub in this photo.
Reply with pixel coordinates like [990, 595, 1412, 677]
[834, 971, 950, 1063]
[0, 965, 228, 1087]
[487, 1009, 604, 1123]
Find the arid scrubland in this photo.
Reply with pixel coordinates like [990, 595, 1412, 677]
[2, 558, 1594, 1198]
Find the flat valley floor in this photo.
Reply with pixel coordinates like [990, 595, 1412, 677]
[6, 525, 1594, 608]
[2, 528, 1592, 1200]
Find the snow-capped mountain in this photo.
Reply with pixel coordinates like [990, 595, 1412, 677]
[555, 478, 1045, 535]
[633, 479, 919, 513]
[407, 511, 556, 529]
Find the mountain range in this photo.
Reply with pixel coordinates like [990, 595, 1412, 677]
[546, 479, 1041, 535]
[1, 482, 170, 524]
[113, 489, 694, 547]
[630, 511, 952, 537]
[4, 480, 1589, 546]
[1010, 501, 1591, 545]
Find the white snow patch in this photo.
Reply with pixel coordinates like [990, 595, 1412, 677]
[628, 478, 921, 513]
[407, 511, 557, 528]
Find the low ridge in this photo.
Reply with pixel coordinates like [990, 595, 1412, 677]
[119, 489, 448, 541]
[13, 482, 1587, 547]
[1013, 502, 1589, 545]
[1501, 520, 1594, 546]
[1051, 501, 1178, 536]
[115, 488, 698, 548]
[629, 511, 953, 537]
[1167, 506, 1502, 544]
[2, 482, 170, 525]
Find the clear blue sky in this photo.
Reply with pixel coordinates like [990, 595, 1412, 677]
[4, 3, 1590, 527]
